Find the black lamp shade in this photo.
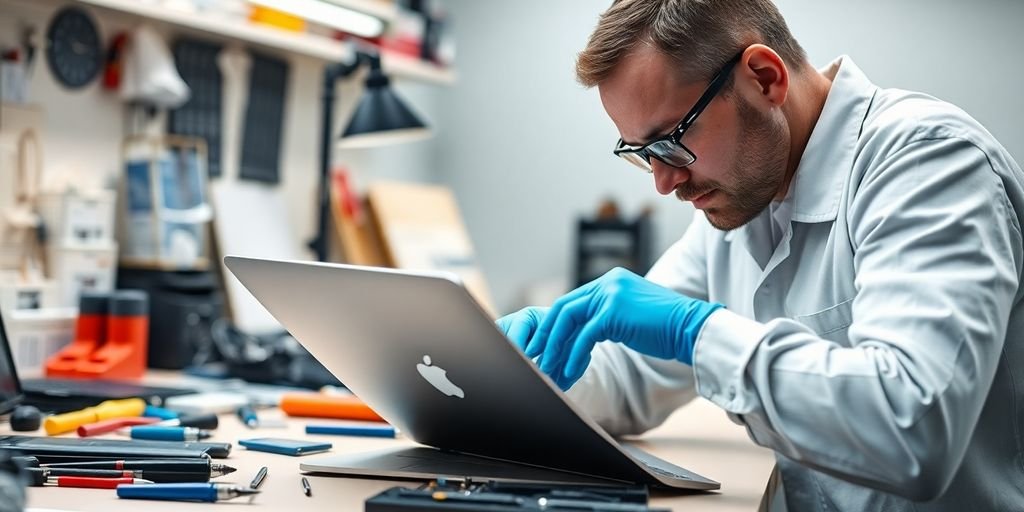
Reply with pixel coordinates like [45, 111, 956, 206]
[310, 53, 432, 262]
[339, 69, 430, 149]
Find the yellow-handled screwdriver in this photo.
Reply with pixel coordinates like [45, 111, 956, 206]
[44, 398, 147, 436]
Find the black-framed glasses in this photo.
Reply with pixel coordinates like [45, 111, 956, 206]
[613, 52, 744, 173]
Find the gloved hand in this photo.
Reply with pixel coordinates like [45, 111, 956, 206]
[525, 268, 723, 390]
[497, 306, 586, 389]
[496, 306, 549, 352]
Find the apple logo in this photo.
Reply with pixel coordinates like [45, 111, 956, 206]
[416, 355, 465, 398]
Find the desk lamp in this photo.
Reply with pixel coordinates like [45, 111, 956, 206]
[309, 52, 431, 261]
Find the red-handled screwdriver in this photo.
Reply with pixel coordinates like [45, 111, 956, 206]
[43, 477, 154, 489]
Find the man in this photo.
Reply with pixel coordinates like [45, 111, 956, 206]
[497, 0, 1024, 510]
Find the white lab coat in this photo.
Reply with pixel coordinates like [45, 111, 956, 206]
[567, 56, 1024, 510]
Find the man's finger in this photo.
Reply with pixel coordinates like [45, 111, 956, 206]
[505, 316, 538, 351]
[539, 295, 592, 375]
[564, 318, 606, 381]
[525, 280, 598, 358]
[563, 351, 593, 390]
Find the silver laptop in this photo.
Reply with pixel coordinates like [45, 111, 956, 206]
[224, 256, 719, 490]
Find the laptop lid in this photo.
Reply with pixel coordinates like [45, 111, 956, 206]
[0, 308, 25, 415]
[224, 256, 718, 490]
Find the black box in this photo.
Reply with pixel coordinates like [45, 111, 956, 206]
[117, 267, 224, 369]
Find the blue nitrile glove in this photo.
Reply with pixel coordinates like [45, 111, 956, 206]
[497, 306, 582, 389]
[526, 268, 723, 391]
[496, 307, 549, 352]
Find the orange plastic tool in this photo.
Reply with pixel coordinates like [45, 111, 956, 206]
[46, 293, 108, 377]
[279, 393, 384, 422]
[46, 291, 150, 380]
[73, 291, 149, 380]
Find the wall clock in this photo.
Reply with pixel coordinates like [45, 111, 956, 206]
[46, 7, 103, 89]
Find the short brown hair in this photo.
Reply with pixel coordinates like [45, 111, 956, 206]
[576, 0, 807, 88]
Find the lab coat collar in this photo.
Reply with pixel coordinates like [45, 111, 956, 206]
[722, 56, 876, 245]
[788, 56, 878, 223]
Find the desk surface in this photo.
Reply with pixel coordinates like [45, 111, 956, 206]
[14, 397, 774, 511]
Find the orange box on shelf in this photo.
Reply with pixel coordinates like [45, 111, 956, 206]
[250, 6, 306, 32]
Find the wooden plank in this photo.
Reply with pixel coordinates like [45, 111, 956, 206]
[366, 181, 494, 315]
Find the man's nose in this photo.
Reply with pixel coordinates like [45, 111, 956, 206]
[652, 159, 691, 196]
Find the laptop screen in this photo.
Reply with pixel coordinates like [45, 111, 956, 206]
[0, 309, 24, 415]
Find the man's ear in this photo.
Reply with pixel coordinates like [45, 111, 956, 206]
[738, 44, 789, 107]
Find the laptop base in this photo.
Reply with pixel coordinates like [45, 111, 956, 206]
[300, 446, 631, 486]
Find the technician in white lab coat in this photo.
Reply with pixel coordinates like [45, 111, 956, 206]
[497, 1, 1024, 510]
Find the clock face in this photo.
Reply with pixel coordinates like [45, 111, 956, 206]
[46, 7, 102, 89]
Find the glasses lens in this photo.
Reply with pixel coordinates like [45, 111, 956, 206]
[618, 150, 652, 172]
[647, 140, 696, 167]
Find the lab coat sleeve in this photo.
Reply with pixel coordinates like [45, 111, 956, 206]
[691, 136, 1021, 500]
[566, 213, 712, 436]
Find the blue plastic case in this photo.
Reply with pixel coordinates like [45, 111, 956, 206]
[238, 438, 332, 456]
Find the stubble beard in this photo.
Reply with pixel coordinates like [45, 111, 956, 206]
[694, 97, 789, 231]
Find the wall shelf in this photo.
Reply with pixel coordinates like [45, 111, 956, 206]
[323, 0, 397, 22]
[73, 0, 456, 85]
[382, 51, 457, 86]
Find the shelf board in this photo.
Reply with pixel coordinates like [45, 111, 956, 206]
[381, 52, 457, 86]
[322, 0, 397, 22]
[73, 0, 456, 85]
[76, 0, 351, 61]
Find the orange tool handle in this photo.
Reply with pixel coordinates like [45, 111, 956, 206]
[279, 393, 384, 422]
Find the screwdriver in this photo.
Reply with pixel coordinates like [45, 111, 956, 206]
[27, 467, 141, 482]
[44, 476, 154, 489]
[26, 466, 218, 484]
[117, 426, 212, 442]
[116, 482, 261, 502]
[156, 413, 219, 430]
[42, 459, 236, 477]
[236, 405, 258, 429]
[42, 459, 235, 482]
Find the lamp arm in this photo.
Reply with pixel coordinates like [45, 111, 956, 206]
[308, 57, 365, 261]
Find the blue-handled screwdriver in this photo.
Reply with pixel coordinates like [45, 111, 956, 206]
[236, 405, 258, 429]
[117, 426, 212, 442]
[117, 482, 260, 502]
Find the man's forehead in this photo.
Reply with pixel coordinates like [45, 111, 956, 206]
[599, 46, 702, 144]
[611, 44, 687, 84]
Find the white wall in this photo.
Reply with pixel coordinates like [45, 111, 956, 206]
[0, 0, 440, 262]
[1, 0, 127, 191]
[436, 0, 665, 314]
[437, 0, 1024, 314]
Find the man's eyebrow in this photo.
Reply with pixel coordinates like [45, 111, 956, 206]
[622, 121, 677, 147]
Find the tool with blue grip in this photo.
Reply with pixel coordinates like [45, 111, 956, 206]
[122, 426, 212, 442]
[116, 482, 260, 502]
